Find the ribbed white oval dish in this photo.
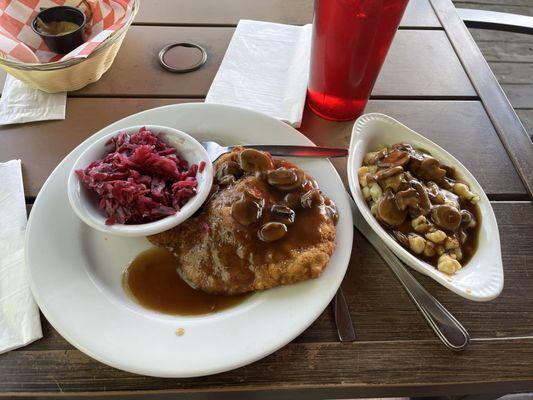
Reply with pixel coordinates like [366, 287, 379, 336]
[347, 113, 503, 301]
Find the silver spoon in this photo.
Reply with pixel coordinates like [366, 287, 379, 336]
[201, 141, 348, 161]
[349, 196, 470, 351]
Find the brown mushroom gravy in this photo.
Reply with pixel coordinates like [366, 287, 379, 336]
[211, 148, 339, 267]
[359, 143, 481, 275]
[123, 247, 250, 315]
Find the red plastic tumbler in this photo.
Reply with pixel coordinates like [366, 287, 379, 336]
[307, 0, 409, 121]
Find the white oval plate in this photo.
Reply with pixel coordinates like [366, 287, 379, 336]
[347, 113, 503, 301]
[26, 103, 353, 378]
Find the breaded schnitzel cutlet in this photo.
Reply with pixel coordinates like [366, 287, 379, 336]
[148, 148, 338, 295]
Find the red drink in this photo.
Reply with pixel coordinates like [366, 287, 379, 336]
[307, 0, 409, 121]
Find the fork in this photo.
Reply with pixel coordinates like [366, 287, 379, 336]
[201, 141, 348, 161]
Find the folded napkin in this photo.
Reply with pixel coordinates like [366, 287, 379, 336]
[0, 160, 42, 354]
[0, 75, 66, 125]
[205, 20, 312, 128]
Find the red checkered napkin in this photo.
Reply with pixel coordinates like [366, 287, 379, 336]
[0, 0, 133, 63]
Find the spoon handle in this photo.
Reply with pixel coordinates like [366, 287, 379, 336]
[350, 196, 470, 351]
[238, 145, 348, 158]
[379, 248, 470, 351]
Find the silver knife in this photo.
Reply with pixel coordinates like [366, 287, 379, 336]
[334, 288, 356, 342]
[201, 141, 348, 161]
[348, 195, 470, 351]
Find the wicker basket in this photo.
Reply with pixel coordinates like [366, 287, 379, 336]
[0, 0, 139, 93]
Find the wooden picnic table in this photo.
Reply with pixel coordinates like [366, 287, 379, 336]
[1, 0, 532, 398]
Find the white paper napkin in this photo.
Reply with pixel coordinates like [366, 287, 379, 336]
[0, 74, 66, 125]
[205, 20, 312, 128]
[0, 160, 42, 354]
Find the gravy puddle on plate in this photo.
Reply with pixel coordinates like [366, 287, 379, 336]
[123, 247, 250, 315]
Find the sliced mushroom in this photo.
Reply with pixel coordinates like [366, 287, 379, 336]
[410, 154, 447, 185]
[374, 166, 404, 181]
[377, 149, 410, 168]
[420, 157, 447, 183]
[271, 204, 295, 225]
[306, 176, 320, 189]
[267, 167, 305, 190]
[431, 204, 462, 232]
[301, 189, 323, 208]
[238, 149, 274, 172]
[324, 197, 339, 225]
[397, 179, 411, 192]
[243, 188, 263, 204]
[282, 192, 301, 209]
[459, 230, 468, 244]
[393, 230, 410, 247]
[395, 188, 419, 211]
[364, 148, 388, 165]
[376, 189, 407, 227]
[392, 143, 414, 153]
[440, 164, 456, 178]
[267, 167, 296, 185]
[215, 160, 242, 182]
[441, 188, 460, 209]
[460, 209, 476, 229]
[258, 222, 287, 242]
[410, 180, 431, 216]
[218, 174, 235, 187]
[231, 197, 263, 226]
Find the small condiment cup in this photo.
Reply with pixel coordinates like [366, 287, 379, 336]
[32, 6, 87, 54]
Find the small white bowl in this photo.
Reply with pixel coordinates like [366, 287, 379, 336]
[348, 113, 503, 301]
[68, 125, 213, 237]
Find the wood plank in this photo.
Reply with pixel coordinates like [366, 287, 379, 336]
[134, 0, 441, 28]
[489, 62, 533, 84]
[502, 83, 533, 108]
[476, 40, 533, 62]
[454, 1, 533, 16]
[454, 0, 532, 6]
[23, 201, 533, 352]
[469, 29, 533, 43]
[3, 339, 533, 396]
[430, 0, 533, 197]
[0, 99, 524, 199]
[373, 30, 476, 97]
[516, 109, 533, 138]
[0, 28, 476, 98]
